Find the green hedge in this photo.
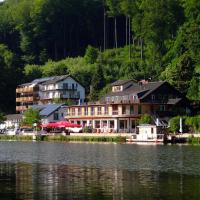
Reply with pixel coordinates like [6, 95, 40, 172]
[0, 135, 126, 143]
[188, 136, 200, 145]
[0, 135, 32, 141]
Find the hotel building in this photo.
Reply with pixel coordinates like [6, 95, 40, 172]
[66, 80, 191, 133]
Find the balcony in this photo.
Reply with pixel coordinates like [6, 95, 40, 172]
[16, 97, 34, 102]
[16, 106, 28, 112]
[112, 111, 119, 115]
[16, 87, 38, 93]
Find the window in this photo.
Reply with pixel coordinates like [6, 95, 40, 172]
[106, 97, 110, 102]
[151, 95, 155, 101]
[91, 107, 94, 115]
[119, 120, 127, 129]
[54, 112, 59, 120]
[97, 107, 101, 115]
[109, 120, 114, 128]
[104, 106, 108, 115]
[63, 83, 68, 89]
[122, 105, 126, 114]
[84, 107, 88, 115]
[138, 105, 142, 114]
[78, 108, 81, 115]
[159, 105, 166, 111]
[72, 83, 74, 90]
[130, 105, 134, 114]
[71, 108, 75, 116]
[112, 105, 118, 115]
[151, 128, 154, 134]
[95, 120, 100, 128]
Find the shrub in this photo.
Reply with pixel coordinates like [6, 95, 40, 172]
[139, 114, 152, 124]
[82, 126, 93, 133]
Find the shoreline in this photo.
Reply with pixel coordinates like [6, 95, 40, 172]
[0, 133, 199, 144]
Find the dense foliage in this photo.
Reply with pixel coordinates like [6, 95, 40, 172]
[21, 108, 41, 127]
[139, 114, 152, 124]
[0, 0, 199, 113]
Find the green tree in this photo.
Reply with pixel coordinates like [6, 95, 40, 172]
[84, 45, 99, 64]
[185, 115, 200, 133]
[89, 63, 105, 101]
[0, 112, 6, 123]
[139, 114, 152, 124]
[21, 108, 41, 127]
[169, 116, 181, 133]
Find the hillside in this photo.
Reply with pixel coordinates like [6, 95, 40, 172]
[0, 0, 199, 113]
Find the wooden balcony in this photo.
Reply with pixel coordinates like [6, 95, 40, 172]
[16, 97, 35, 102]
[16, 86, 39, 93]
[16, 106, 28, 112]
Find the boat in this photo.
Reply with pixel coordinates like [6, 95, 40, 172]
[126, 124, 166, 143]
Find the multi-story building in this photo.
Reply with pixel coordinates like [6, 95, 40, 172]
[66, 80, 191, 133]
[16, 75, 85, 113]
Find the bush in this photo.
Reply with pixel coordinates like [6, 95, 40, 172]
[185, 115, 200, 133]
[139, 114, 152, 124]
[169, 116, 182, 133]
[82, 126, 93, 133]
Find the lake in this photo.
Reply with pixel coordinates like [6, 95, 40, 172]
[0, 141, 200, 199]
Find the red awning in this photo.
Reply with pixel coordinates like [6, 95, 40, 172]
[41, 121, 81, 128]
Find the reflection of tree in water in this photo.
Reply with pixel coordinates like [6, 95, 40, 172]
[0, 163, 200, 199]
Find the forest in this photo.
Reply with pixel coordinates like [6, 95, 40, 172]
[0, 0, 199, 113]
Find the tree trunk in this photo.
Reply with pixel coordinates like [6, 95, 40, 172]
[126, 15, 128, 46]
[114, 17, 117, 48]
[129, 16, 131, 59]
[103, 6, 106, 51]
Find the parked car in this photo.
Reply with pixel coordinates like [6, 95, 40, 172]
[6, 128, 20, 135]
[67, 127, 82, 133]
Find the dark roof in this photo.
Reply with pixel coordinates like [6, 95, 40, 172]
[6, 114, 23, 120]
[41, 75, 70, 85]
[167, 98, 182, 105]
[32, 104, 65, 117]
[110, 80, 133, 86]
[105, 81, 165, 98]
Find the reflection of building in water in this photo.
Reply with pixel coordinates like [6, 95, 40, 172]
[2, 161, 200, 200]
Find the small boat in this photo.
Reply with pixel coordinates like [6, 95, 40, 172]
[126, 124, 165, 143]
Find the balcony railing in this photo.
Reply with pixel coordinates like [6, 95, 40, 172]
[16, 97, 34, 102]
[112, 111, 118, 115]
[16, 87, 38, 93]
[16, 105, 29, 112]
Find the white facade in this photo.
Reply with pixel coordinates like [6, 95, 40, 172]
[39, 76, 85, 104]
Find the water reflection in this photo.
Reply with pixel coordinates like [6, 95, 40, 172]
[0, 142, 200, 199]
[0, 162, 200, 200]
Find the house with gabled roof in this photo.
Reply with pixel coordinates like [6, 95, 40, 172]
[32, 104, 67, 124]
[16, 75, 85, 113]
[66, 79, 191, 133]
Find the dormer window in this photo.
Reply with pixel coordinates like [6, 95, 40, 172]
[151, 95, 155, 101]
[112, 86, 122, 92]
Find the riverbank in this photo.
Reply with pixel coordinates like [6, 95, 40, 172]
[0, 133, 199, 144]
[0, 134, 127, 143]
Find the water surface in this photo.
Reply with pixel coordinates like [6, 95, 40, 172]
[0, 141, 200, 199]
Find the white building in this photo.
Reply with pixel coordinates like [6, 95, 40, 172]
[32, 104, 67, 124]
[0, 114, 23, 129]
[39, 75, 85, 105]
[16, 75, 85, 113]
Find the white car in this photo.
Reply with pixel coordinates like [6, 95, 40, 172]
[67, 127, 82, 133]
[6, 128, 19, 135]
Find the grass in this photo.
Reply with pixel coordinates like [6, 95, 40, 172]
[0, 134, 126, 143]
